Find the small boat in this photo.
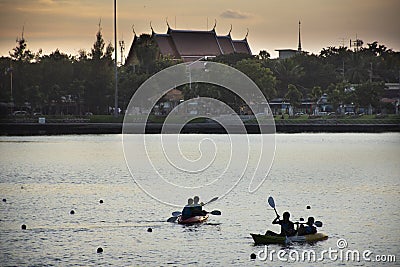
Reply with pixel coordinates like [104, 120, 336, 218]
[178, 214, 209, 225]
[251, 232, 328, 245]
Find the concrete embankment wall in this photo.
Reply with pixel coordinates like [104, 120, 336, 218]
[1, 123, 399, 136]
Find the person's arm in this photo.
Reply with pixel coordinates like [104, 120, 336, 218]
[272, 216, 280, 224]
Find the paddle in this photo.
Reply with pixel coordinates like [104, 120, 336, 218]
[167, 216, 178, 223]
[268, 196, 324, 230]
[170, 210, 221, 217]
[202, 196, 218, 206]
[209, 210, 221, 215]
[315, 221, 323, 227]
[167, 210, 221, 223]
[295, 221, 323, 227]
[172, 211, 181, 217]
[268, 196, 279, 218]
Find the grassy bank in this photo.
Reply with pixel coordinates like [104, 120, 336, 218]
[1, 114, 399, 125]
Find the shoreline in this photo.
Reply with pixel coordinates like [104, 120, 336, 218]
[1, 122, 399, 135]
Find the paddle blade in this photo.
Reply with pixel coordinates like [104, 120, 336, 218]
[210, 210, 221, 215]
[172, 211, 181, 217]
[203, 197, 218, 206]
[314, 221, 323, 227]
[268, 196, 275, 208]
[167, 216, 178, 223]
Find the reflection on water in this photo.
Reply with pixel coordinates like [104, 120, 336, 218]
[0, 134, 399, 266]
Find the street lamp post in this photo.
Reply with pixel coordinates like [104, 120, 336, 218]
[186, 56, 208, 91]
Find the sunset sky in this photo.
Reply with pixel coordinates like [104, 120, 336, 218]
[0, 0, 399, 59]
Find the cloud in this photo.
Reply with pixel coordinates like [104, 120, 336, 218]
[220, 9, 251, 19]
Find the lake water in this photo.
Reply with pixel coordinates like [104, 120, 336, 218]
[0, 133, 399, 266]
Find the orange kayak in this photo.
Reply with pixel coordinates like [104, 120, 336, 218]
[178, 215, 209, 225]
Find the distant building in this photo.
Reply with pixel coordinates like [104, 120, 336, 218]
[126, 24, 252, 64]
[275, 49, 299, 59]
[384, 83, 400, 99]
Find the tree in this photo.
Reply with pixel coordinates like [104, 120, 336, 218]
[235, 58, 277, 100]
[285, 84, 302, 113]
[37, 49, 74, 114]
[8, 32, 38, 106]
[310, 86, 322, 102]
[293, 53, 339, 95]
[327, 81, 351, 112]
[258, 50, 270, 60]
[273, 58, 304, 96]
[353, 81, 384, 109]
[85, 25, 114, 114]
[9, 34, 34, 63]
[213, 53, 254, 66]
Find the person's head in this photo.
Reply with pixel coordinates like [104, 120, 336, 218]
[283, 212, 290, 221]
[194, 196, 200, 204]
[307, 216, 315, 226]
[187, 198, 193, 205]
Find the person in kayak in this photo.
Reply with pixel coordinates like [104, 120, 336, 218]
[298, 216, 317, 235]
[266, 211, 296, 236]
[181, 198, 194, 220]
[191, 196, 208, 216]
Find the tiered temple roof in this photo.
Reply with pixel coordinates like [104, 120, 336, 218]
[126, 25, 252, 64]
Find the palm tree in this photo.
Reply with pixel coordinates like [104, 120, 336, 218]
[273, 59, 304, 96]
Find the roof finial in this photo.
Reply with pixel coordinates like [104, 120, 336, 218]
[150, 21, 154, 35]
[166, 17, 170, 29]
[228, 24, 232, 36]
[245, 28, 249, 39]
[212, 19, 217, 31]
[298, 20, 302, 52]
[131, 24, 136, 36]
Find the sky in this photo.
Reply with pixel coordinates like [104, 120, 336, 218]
[0, 0, 400, 59]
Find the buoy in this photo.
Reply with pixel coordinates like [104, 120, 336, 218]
[97, 247, 103, 253]
[21, 224, 26, 230]
[99, 200, 103, 204]
[70, 210, 75, 215]
[250, 253, 256, 259]
[2, 198, 6, 202]
[147, 227, 152, 232]
[306, 205, 311, 209]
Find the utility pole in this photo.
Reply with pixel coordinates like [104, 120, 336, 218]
[113, 0, 118, 117]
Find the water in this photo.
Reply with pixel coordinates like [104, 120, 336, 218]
[0, 133, 399, 266]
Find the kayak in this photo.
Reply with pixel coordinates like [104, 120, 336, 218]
[178, 214, 209, 225]
[251, 232, 328, 245]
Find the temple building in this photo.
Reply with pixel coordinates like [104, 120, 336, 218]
[126, 24, 252, 64]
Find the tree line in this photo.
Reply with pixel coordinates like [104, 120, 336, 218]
[1, 29, 399, 116]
